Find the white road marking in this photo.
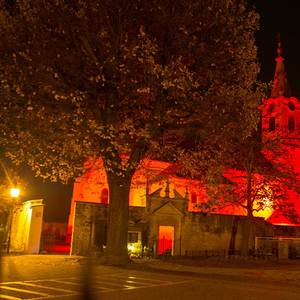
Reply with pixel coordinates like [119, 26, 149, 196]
[93, 281, 129, 289]
[125, 280, 148, 285]
[93, 276, 150, 289]
[0, 294, 22, 300]
[46, 279, 113, 291]
[95, 275, 145, 283]
[46, 279, 82, 286]
[0, 272, 192, 299]
[0, 285, 49, 296]
[12, 282, 76, 294]
[30, 294, 81, 300]
[100, 273, 172, 283]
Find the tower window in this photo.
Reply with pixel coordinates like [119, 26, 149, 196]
[268, 103, 275, 114]
[269, 117, 276, 131]
[288, 116, 295, 132]
[288, 102, 295, 111]
[101, 188, 109, 204]
[191, 192, 197, 204]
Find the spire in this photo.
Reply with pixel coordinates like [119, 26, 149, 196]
[271, 36, 290, 98]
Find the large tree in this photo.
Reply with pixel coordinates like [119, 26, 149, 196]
[0, 0, 262, 264]
[203, 134, 299, 256]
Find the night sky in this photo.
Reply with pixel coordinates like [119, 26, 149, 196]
[26, 1, 300, 223]
[23, 169, 73, 223]
[251, 0, 300, 96]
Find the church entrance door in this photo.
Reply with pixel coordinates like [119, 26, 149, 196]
[158, 226, 174, 255]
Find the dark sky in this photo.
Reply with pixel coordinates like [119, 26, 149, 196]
[250, 0, 300, 96]
[25, 1, 300, 223]
[22, 169, 73, 223]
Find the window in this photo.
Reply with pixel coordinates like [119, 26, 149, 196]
[288, 102, 295, 111]
[288, 116, 295, 132]
[128, 232, 139, 243]
[101, 188, 109, 204]
[94, 221, 107, 247]
[191, 192, 197, 204]
[268, 103, 275, 114]
[269, 117, 276, 131]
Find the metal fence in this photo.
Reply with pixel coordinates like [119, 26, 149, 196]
[255, 237, 300, 259]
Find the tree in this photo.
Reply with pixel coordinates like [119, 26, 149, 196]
[0, 0, 262, 264]
[203, 134, 299, 256]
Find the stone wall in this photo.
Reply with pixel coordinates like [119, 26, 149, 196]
[181, 214, 233, 255]
[71, 201, 108, 255]
[71, 202, 147, 255]
[180, 214, 274, 256]
[71, 200, 274, 256]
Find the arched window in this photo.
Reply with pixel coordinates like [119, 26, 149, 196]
[288, 102, 295, 111]
[268, 103, 275, 114]
[101, 188, 109, 204]
[269, 117, 276, 131]
[191, 192, 197, 204]
[288, 116, 295, 132]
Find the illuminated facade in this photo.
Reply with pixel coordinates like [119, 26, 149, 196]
[10, 199, 44, 254]
[261, 41, 300, 225]
[69, 42, 300, 256]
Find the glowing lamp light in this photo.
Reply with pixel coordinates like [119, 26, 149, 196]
[127, 244, 135, 252]
[10, 187, 20, 198]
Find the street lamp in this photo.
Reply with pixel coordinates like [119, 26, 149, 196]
[6, 187, 21, 253]
[10, 187, 20, 199]
[0, 160, 23, 253]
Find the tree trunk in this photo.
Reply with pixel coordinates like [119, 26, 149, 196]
[228, 216, 239, 255]
[241, 214, 253, 256]
[241, 172, 254, 256]
[105, 172, 131, 265]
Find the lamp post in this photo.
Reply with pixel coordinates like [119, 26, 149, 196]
[6, 187, 20, 253]
[0, 160, 22, 253]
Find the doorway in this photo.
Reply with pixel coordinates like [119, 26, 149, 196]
[158, 226, 174, 255]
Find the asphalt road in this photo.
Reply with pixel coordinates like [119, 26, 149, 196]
[1, 256, 300, 300]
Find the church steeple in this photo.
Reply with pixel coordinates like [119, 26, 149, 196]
[271, 37, 289, 98]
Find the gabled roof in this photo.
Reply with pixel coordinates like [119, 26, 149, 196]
[149, 187, 163, 198]
[151, 200, 184, 216]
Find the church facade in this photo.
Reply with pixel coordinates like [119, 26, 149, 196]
[68, 43, 300, 257]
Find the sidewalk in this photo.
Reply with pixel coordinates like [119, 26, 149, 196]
[129, 257, 300, 284]
[0, 254, 83, 266]
[2, 254, 300, 285]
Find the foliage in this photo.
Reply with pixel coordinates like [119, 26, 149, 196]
[0, 0, 262, 181]
[197, 132, 300, 255]
[0, 0, 263, 263]
[202, 134, 299, 217]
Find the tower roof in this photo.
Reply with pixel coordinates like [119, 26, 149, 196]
[271, 39, 290, 98]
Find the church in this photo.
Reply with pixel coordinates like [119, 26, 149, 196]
[68, 42, 300, 258]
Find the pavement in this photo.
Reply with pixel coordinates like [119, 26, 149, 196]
[2, 254, 300, 283]
[129, 256, 300, 285]
[1, 255, 300, 299]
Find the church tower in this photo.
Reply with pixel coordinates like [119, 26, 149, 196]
[261, 39, 300, 225]
[261, 40, 300, 144]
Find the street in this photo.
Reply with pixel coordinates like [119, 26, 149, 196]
[1, 255, 300, 299]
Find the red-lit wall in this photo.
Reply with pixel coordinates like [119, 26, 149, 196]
[67, 158, 248, 236]
[68, 95, 300, 237]
[261, 95, 300, 225]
